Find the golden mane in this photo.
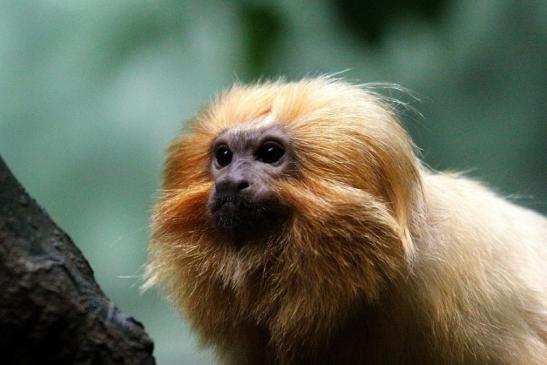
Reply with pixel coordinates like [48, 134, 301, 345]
[146, 77, 424, 362]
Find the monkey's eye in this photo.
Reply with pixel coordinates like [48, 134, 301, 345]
[257, 141, 285, 164]
[215, 146, 232, 167]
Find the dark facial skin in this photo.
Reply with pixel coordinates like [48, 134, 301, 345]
[208, 125, 294, 245]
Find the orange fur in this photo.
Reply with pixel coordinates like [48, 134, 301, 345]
[145, 78, 547, 364]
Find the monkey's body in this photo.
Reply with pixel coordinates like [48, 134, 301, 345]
[320, 174, 547, 365]
[146, 78, 547, 364]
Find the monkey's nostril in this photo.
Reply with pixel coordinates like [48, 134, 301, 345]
[238, 182, 250, 191]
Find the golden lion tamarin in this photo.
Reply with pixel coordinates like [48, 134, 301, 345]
[145, 77, 547, 365]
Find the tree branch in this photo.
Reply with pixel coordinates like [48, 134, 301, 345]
[0, 156, 155, 365]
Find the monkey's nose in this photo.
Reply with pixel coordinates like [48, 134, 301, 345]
[237, 181, 249, 190]
[216, 177, 251, 195]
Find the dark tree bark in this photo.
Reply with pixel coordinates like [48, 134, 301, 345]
[0, 156, 155, 365]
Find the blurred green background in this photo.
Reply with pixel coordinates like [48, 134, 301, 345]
[0, 0, 545, 364]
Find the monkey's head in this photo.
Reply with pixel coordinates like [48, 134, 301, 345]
[145, 77, 423, 360]
[206, 122, 294, 244]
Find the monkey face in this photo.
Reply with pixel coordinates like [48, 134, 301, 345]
[208, 125, 293, 244]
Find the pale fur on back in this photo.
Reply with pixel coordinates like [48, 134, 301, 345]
[145, 77, 547, 365]
[409, 173, 547, 364]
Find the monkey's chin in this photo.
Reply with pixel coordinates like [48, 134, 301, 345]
[211, 201, 288, 246]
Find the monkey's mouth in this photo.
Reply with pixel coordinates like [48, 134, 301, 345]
[212, 199, 246, 229]
[210, 194, 288, 241]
